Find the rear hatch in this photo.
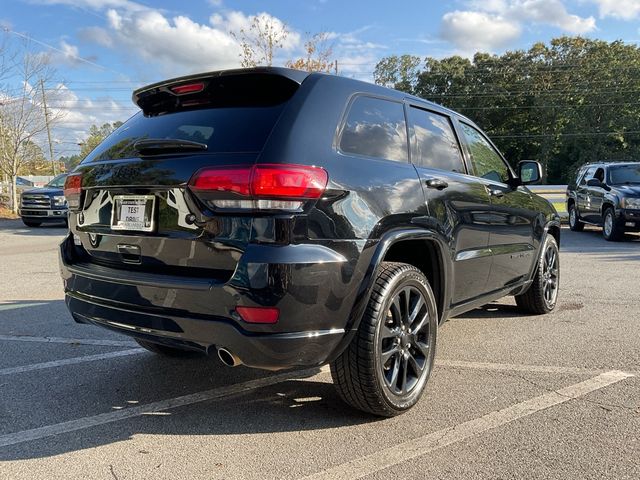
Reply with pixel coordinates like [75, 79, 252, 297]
[68, 70, 305, 280]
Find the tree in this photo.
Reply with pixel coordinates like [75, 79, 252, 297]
[286, 32, 337, 73]
[0, 36, 63, 212]
[375, 37, 640, 183]
[373, 55, 421, 92]
[231, 14, 290, 67]
[64, 121, 123, 170]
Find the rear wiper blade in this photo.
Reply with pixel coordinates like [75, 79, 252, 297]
[133, 138, 208, 152]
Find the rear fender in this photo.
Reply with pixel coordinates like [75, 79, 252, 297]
[325, 228, 451, 364]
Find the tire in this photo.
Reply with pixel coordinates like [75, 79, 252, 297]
[568, 203, 584, 232]
[602, 207, 624, 242]
[22, 219, 42, 227]
[134, 338, 198, 357]
[331, 262, 437, 417]
[515, 235, 559, 314]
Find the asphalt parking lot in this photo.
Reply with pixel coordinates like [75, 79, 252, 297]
[0, 219, 638, 479]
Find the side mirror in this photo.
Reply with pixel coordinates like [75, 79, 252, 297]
[518, 160, 542, 185]
[586, 178, 610, 190]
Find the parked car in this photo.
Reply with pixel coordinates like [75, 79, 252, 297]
[19, 173, 68, 227]
[60, 68, 560, 416]
[566, 162, 640, 241]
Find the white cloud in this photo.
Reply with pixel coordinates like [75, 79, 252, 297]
[440, 11, 521, 53]
[78, 26, 114, 48]
[47, 84, 137, 146]
[592, 0, 640, 20]
[441, 0, 596, 52]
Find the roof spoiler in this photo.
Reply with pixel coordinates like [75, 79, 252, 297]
[132, 67, 310, 112]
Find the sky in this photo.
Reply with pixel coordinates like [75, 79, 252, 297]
[1, 0, 640, 156]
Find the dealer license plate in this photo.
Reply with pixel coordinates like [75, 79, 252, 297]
[110, 195, 155, 232]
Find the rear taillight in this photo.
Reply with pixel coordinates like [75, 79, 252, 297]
[63, 173, 83, 210]
[190, 164, 328, 211]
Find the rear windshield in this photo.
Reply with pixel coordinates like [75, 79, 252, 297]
[82, 106, 286, 163]
[83, 73, 299, 163]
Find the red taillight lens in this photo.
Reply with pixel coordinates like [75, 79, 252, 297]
[190, 164, 328, 209]
[64, 173, 82, 209]
[235, 306, 279, 324]
[170, 82, 205, 95]
[191, 168, 251, 196]
[252, 165, 327, 199]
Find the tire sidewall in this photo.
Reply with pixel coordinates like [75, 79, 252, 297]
[372, 270, 437, 411]
[540, 235, 560, 312]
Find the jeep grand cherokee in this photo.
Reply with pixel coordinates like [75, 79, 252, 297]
[60, 67, 560, 416]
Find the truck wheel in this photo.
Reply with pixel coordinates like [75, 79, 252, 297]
[568, 204, 584, 232]
[134, 339, 198, 357]
[331, 262, 437, 417]
[602, 207, 624, 241]
[22, 219, 42, 227]
[515, 235, 559, 314]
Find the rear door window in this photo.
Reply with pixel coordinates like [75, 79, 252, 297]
[408, 107, 465, 173]
[339, 96, 408, 163]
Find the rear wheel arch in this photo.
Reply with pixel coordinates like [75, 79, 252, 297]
[327, 228, 450, 365]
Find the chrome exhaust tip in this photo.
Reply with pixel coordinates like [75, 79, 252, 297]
[217, 347, 242, 367]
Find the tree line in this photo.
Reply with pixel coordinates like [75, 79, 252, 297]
[374, 37, 640, 183]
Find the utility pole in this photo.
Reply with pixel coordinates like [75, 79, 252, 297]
[40, 78, 56, 176]
[334, 60, 338, 75]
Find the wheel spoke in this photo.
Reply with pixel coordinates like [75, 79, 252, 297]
[408, 295, 424, 325]
[403, 288, 411, 323]
[407, 352, 423, 376]
[415, 339, 430, 357]
[390, 297, 402, 323]
[380, 323, 397, 341]
[381, 346, 399, 365]
[400, 354, 409, 394]
[410, 311, 429, 335]
[388, 354, 400, 390]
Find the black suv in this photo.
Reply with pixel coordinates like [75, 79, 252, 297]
[60, 68, 560, 416]
[566, 162, 640, 241]
[19, 173, 68, 227]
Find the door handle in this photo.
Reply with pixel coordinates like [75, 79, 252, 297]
[425, 178, 449, 190]
[485, 186, 505, 198]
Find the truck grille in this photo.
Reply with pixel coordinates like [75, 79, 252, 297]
[21, 195, 51, 209]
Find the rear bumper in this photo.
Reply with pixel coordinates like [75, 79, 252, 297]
[59, 234, 362, 370]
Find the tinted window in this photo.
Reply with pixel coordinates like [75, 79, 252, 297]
[580, 167, 597, 185]
[83, 106, 286, 163]
[461, 123, 509, 183]
[609, 164, 640, 184]
[409, 107, 464, 173]
[340, 96, 408, 163]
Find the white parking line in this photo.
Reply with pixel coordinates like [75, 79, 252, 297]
[437, 359, 607, 376]
[301, 370, 633, 480]
[0, 366, 329, 448]
[0, 348, 145, 376]
[0, 334, 138, 348]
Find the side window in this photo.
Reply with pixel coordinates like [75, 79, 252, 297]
[460, 123, 510, 183]
[594, 168, 605, 182]
[339, 96, 408, 163]
[579, 167, 597, 185]
[408, 107, 465, 173]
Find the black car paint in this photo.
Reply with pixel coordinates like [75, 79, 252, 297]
[566, 162, 640, 231]
[60, 67, 560, 370]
